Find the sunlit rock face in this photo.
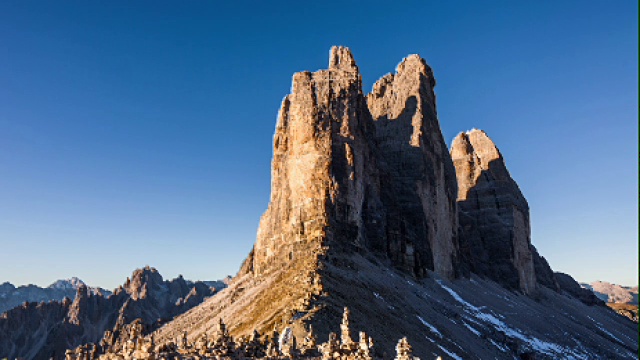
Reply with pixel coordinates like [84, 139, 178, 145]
[451, 130, 537, 294]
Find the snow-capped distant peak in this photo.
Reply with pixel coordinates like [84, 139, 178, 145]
[48, 277, 86, 290]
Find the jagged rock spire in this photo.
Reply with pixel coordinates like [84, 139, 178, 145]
[367, 53, 460, 279]
[450, 130, 515, 202]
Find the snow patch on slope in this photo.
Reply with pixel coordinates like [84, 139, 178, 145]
[436, 280, 589, 358]
[437, 344, 463, 360]
[416, 315, 442, 338]
[462, 321, 481, 336]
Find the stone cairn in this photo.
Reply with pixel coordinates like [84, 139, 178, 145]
[64, 308, 422, 360]
[393, 338, 420, 360]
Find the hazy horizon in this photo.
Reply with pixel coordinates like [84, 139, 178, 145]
[1, 1, 637, 290]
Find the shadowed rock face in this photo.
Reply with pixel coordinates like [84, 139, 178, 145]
[367, 56, 460, 279]
[451, 130, 538, 294]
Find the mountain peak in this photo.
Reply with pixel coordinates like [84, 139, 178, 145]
[124, 266, 164, 300]
[395, 54, 434, 86]
[48, 277, 87, 290]
[328, 46, 358, 72]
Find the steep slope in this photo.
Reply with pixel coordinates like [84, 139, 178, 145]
[151, 47, 638, 359]
[0, 267, 219, 360]
[0, 278, 111, 315]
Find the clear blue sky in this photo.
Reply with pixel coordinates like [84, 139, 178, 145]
[0, 1, 637, 289]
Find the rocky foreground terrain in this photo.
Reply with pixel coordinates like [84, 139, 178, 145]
[0, 278, 111, 315]
[0, 267, 224, 359]
[2, 46, 637, 360]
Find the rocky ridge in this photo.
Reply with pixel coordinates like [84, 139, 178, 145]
[145, 47, 637, 359]
[0, 267, 222, 360]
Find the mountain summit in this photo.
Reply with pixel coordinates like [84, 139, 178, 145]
[149, 47, 637, 359]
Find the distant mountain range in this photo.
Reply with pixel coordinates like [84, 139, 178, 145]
[0, 277, 112, 315]
[580, 281, 638, 305]
[0, 267, 228, 359]
[581, 281, 638, 323]
[0, 275, 235, 317]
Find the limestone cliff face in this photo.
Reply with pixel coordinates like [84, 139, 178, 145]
[250, 47, 459, 281]
[451, 130, 537, 294]
[367, 56, 460, 279]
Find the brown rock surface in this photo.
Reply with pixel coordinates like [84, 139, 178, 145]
[607, 303, 639, 323]
[153, 46, 465, 354]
